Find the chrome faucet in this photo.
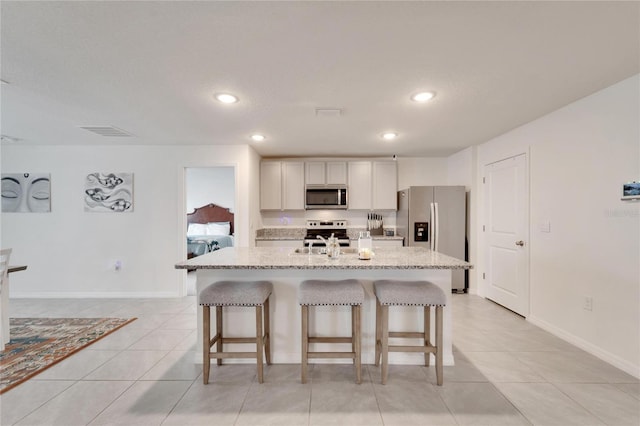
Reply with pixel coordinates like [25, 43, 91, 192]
[316, 235, 327, 245]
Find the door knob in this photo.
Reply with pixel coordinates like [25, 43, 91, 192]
[515, 240, 525, 246]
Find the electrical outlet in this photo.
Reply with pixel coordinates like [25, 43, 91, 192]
[583, 296, 593, 311]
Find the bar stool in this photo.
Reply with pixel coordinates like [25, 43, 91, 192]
[298, 279, 365, 384]
[199, 280, 273, 384]
[373, 280, 446, 385]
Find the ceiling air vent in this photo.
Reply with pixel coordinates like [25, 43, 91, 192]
[79, 126, 133, 137]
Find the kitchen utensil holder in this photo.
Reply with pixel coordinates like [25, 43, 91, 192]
[368, 225, 383, 236]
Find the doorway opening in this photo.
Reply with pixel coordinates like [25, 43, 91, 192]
[184, 166, 236, 295]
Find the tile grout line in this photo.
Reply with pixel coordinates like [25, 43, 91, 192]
[158, 376, 199, 425]
[232, 371, 258, 426]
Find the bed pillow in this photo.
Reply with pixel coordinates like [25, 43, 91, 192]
[206, 222, 231, 236]
[187, 223, 208, 236]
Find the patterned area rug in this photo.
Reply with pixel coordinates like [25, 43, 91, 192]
[0, 317, 136, 394]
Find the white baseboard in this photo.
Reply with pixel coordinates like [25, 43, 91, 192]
[11, 291, 179, 298]
[528, 315, 640, 379]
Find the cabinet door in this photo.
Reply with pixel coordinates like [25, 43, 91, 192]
[372, 161, 398, 210]
[305, 162, 325, 185]
[326, 162, 347, 184]
[282, 162, 305, 210]
[347, 161, 372, 210]
[260, 161, 282, 210]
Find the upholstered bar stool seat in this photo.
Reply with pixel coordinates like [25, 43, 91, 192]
[298, 279, 365, 384]
[374, 280, 446, 385]
[199, 280, 273, 384]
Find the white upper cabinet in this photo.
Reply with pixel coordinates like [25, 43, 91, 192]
[260, 161, 282, 210]
[372, 161, 398, 210]
[282, 162, 305, 210]
[263, 159, 396, 211]
[260, 161, 305, 210]
[326, 162, 348, 184]
[305, 162, 325, 185]
[347, 160, 397, 210]
[347, 161, 372, 210]
[305, 161, 347, 185]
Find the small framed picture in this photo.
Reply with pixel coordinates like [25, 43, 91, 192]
[1, 173, 51, 212]
[84, 172, 133, 212]
[622, 181, 640, 200]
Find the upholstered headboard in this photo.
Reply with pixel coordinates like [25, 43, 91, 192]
[187, 203, 234, 235]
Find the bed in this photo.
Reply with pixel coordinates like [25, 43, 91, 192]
[186, 203, 234, 259]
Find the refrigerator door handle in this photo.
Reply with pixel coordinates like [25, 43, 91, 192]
[434, 202, 439, 252]
[429, 202, 435, 251]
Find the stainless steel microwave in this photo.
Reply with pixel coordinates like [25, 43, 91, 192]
[305, 185, 348, 210]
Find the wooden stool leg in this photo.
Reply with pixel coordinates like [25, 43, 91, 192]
[351, 305, 356, 364]
[424, 305, 431, 367]
[264, 297, 271, 365]
[256, 305, 264, 383]
[381, 304, 389, 385]
[216, 306, 223, 366]
[354, 305, 362, 384]
[203, 305, 211, 384]
[375, 298, 381, 366]
[436, 305, 444, 386]
[301, 305, 309, 384]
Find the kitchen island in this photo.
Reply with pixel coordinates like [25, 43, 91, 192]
[175, 246, 471, 365]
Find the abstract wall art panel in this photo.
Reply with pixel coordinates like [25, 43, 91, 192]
[84, 172, 133, 212]
[1, 173, 51, 213]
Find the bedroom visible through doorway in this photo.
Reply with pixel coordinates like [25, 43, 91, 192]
[185, 166, 236, 295]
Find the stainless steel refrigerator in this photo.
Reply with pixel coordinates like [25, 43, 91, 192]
[397, 186, 467, 292]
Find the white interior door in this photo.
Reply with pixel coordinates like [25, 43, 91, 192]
[484, 154, 529, 316]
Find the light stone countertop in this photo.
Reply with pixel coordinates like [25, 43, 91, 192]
[175, 246, 472, 270]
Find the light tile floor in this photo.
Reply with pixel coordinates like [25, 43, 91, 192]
[1, 293, 638, 426]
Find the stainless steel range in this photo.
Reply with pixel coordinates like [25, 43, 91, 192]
[304, 220, 350, 247]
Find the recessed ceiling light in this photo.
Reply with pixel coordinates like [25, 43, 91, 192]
[215, 93, 239, 104]
[411, 91, 436, 102]
[251, 134, 266, 142]
[382, 132, 398, 140]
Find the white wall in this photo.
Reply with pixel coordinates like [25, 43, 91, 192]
[186, 167, 235, 213]
[397, 157, 448, 190]
[476, 74, 640, 376]
[1, 144, 253, 297]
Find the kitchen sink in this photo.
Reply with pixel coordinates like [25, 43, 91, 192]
[292, 247, 358, 255]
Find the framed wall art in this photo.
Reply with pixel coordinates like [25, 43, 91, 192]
[84, 172, 133, 212]
[622, 181, 640, 201]
[1, 172, 51, 212]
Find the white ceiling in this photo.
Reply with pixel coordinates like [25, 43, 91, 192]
[1, 1, 638, 158]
